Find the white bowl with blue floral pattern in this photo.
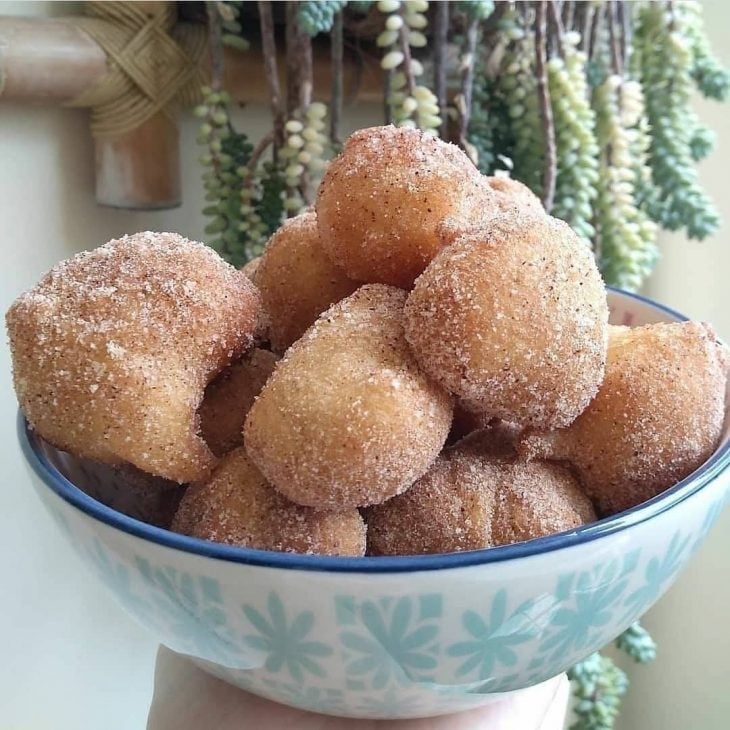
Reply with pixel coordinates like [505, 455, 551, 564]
[18, 289, 730, 720]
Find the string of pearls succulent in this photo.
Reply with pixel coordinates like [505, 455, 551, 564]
[615, 621, 657, 664]
[593, 74, 658, 291]
[217, 1, 250, 52]
[281, 102, 331, 214]
[547, 31, 600, 242]
[634, 3, 719, 240]
[681, 1, 730, 102]
[569, 652, 629, 730]
[237, 172, 268, 260]
[456, 0, 494, 21]
[195, 86, 252, 266]
[497, 19, 543, 194]
[377, 0, 441, 134]
[296, 0, 347, 37]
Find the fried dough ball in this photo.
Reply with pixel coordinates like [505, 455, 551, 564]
[485, 176, 543, 214]
[244, 284, 453, 510]
[316, 125, 495, 289]
[256, 210, 359, 353]
[171, 448, 366, 555]
[365, 429, 595, 556]
[404, 213, 608, 430]
[519, 322, 729, 516]
[199, 348, 279, 456]
[7, 232, 260, 483]
[240, 257, 272, 343]
[240, 256, 261, 282]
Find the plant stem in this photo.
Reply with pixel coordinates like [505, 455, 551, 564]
[258, 1, 284, 150]
[330, 10, 344, 146]
[207, 2, 224, 91]
[285, 2, 313, 116]
[548, 0, 565, 58]
[562, 0, 575, 32]
[619, 1, 631, 68]
[399, 23, 419, 127]
[459, 17, 480, 155]
[243, 130, 275, 188]
[608, 1, 623, 75]
[535, 0, 556, 211]
[433, 0, 449, 137]
[589, 1, 606, 61]
[580, 2, 595, 54]
[384, 68, 393, 124]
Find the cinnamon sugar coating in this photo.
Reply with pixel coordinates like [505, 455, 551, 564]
[485, 176, 544, 214]
[7, 232, 260, 483]
[240, 256, 261, 282]
[244, 284, 453, 510]
[316, 125, 496, 289]
[256, 210, 359, 353]
[172, 448, 365, 555]
[404, 213, 608, 429]
[199, 348, 278, 456]
[365, 429, 595, 556]
[519, 322, 730, 515]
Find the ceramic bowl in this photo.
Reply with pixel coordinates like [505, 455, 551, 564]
[18, 289, 730, 720]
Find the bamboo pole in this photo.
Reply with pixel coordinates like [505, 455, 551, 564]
[0, 13, 384, 209]
[0, 17, 384, 107]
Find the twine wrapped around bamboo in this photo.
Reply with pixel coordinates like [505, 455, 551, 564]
[66, 1, 207, 138]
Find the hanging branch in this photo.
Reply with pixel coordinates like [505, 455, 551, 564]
[399, 24, 419, 126]
[580, 2, 595, 54]
[330, 10, 344, 146]
[458, 16, 480, 154]
[535, 1, 556, 211]
[482, 2, 511, 78]
[433, 0, 449, 138]
[285, 2, 313, 116]
[383, 69, 394, 124]
[619, 1, 631, 70]
[608, 1, 623, 75]
[589, 2, 606, 61]
[562, 0, 575, 32]
[258, 1, 285, 151]
[207, 2, 224, 91]
[547, 0, 566, 58]
[242, 130, 275, 189]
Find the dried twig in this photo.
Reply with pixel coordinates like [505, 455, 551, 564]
[258, 1, 284, 149]
[547, 0, 565, 58]
[608, 1, 622, 75]
[562, 0, 575, 32]
[433, 0, 449, 137]
[580, 2, 595, 54]
[285, 2, 313, 115]
[330, 10, 344, 145]
[399, 24, 419, 126]
[619, 1, 631, 68]
[207, 2, 224, 91]
[383, 69, 393, 124]
[243, 130, 275, 187]
[588, 2, 606, 61]
[535, 1, 556, 212]
[458, 17, 480, 154]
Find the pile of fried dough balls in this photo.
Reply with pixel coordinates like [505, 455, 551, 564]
[8, 126, 729, 558]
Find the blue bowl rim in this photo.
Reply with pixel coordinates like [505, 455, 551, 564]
[17, 287, 730, 573]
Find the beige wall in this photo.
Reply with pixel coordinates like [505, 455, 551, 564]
[1, 2, 728, 728]
[617, 2, 730, 728]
